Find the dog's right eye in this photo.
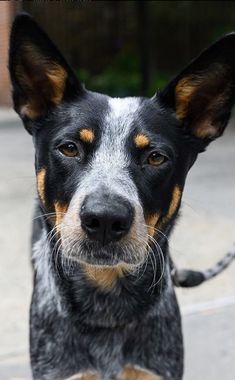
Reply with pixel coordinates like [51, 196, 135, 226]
[58, 143, 79, 158]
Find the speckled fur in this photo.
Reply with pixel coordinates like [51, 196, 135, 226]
[30, 214, 183, 380]
[9, 14, 235, 380]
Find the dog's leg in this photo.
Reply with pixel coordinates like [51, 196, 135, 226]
[117, 367, 161, 380]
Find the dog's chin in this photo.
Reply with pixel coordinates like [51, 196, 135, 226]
[76, 255, 130, 267]
[62, 238, 147, 267]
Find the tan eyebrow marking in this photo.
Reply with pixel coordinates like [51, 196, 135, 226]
[134, 134, 150, 148]
[79, 128, 95, 143]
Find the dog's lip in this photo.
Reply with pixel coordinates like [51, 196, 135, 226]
[62, 235, 147, 266]
[67, 255, 126, 267]
[75, 251, 146, 267]
[77, 257, 143, 270]
[66, 247, 144, 267]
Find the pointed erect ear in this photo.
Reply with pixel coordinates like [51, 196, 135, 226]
[9, 14, 83, 120]
[159, 33, 235, 144]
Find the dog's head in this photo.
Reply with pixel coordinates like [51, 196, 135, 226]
[9, 14, 235, 269]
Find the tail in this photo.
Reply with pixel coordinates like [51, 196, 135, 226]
[171, 243, 235, 287]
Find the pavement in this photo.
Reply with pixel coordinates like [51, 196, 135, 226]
[0, 109, 234, 380]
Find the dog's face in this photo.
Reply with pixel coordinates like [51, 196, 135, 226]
[33, 95, 184, 267]
[9, 15, 235, 268]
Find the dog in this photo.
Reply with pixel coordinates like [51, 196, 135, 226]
[9, 14, 235, 380]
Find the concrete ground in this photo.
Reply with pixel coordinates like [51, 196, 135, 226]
[0, 110, 234, 379]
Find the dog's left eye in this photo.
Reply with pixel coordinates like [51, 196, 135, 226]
[59, 143, 79, 158]
[147, 152, 167, 166]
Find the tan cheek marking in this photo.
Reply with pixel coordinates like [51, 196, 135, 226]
[145, 187, 181, 236]
[118, 367, 161, 380]
[157, 185, 182, 229]
[134, 134, 150, 148]
[54, 202, 68, 226]
[167, 185, 182, 219]
[145, 213, 161, 237]
[37, 168, 46, 205]
[82, 264, 129, 290]
[79, 128, 95, 144]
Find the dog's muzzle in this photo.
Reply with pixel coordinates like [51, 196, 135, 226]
[60, 185, 147, 266]
[80, 193, 134, 246]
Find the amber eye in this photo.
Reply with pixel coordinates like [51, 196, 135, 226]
[147, 152, 167, 166]
[59, 143, 79, 157]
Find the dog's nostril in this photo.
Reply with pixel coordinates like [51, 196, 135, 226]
[85, 218, 100, 230]
[112, 221, 124, 232]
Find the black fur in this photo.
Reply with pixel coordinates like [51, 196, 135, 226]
[9, 14, 235, 380]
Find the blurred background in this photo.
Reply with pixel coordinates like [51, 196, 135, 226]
[3, 1, 235, 103]
[0, 1, 235, 379]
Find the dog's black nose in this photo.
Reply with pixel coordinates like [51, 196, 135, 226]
[80, 193, 134, 245]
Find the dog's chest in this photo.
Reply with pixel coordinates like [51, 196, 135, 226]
[31, 231, 182, 379]
[31, 274, 182, 380]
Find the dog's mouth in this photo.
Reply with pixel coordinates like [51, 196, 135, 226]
[60, 234, 147, 267]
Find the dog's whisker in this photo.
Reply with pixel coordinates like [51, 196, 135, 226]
[32, 212, 65, 221]
[11, 14, 235, 379]
[129, 235, 158, 286]
[140, 222, 169, 242]
[146, 234, 165, 289]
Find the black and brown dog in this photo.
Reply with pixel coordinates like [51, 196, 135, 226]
[9, 14, 235, 380]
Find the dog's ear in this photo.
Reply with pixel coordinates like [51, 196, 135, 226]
[159, 33, 235, 145]
[9, 14, 82, 121]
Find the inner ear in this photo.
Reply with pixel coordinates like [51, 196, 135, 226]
[9, 14, 82, 122]
[175, 64, 231, 139]
[15, 45, 68, 119]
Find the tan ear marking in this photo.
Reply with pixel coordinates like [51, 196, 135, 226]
[134, 134, 150, 149]
[175, 75, 197, 120]
[16, 45, 67, 119]
[37, 168, 46, 204]
[79, 128, 95, 144]
[175, 64, 231, 139]
[45, 63, 67, 105]
[20, 104, 42, 120]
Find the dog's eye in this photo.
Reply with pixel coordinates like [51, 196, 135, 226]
[147, 152, 167, 166]
[59, 143, 79, 158]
